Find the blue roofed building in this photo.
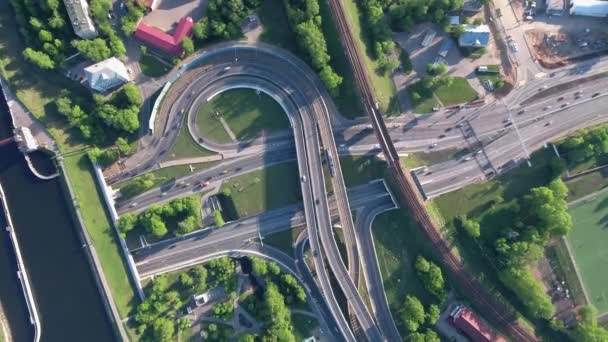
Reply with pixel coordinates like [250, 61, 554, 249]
[458, 25, 490, 48]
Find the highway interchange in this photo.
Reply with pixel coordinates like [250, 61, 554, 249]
[105, 39, 608, 341]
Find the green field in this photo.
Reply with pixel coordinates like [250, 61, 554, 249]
[372, 209, 436, 336]
[196, 88, 289, 144]
[138, 54, 170, 78]
[219, 162, 301, 218]
[63, 154, 138, 317]
[338, 0, 398, 115]
[165, 123, 216, 161]
[408, 77, 478, 114]
[339, 155, 390, 187]
[565, 169, 608, 201]
[567, 192, 608, 314]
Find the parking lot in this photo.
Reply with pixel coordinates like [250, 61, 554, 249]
[392, 23, 502, 110]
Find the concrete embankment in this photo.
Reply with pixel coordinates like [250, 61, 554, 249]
[0, 183, 40, 342]
[55, 158, 129, 341]
[24, 154, 59, 180]
[92, 164, 145, 301]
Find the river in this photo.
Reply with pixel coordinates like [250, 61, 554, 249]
[0, 94, 115, 341]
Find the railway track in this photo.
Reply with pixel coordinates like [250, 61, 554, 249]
[326, 0, 539, 340]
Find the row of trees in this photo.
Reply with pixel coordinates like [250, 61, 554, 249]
[414, 256, 447, 301]
[117, 196, 201, 238]
[388, 0, 464, 32]
[359, 0, 403, 75]
[250, 258, 306, 305]
[284, 0, 343, 95]
[455, 178, 572, 320]
[559, 124, 608, 167]
[190, 0, 261, 44]
[121, 0, 146, 35]
[401, 295, 441, 337]
[120, 173, 156, 199]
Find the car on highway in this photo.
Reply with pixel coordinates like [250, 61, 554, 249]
[561, 102, 570, 108]
[545, 121, 553, 126]
[543, 105, 552, 110]
[130, 202, 138, 207]
[161, 192, 167, 197]
[517, 109, 525, 115]
[592, 92, 600, 98]
[557, 96, 564, 101]
[199, 181, 210, 188]
[429, 143, 438, 148]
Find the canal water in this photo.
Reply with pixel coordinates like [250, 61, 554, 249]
[0, 94, 115, 341]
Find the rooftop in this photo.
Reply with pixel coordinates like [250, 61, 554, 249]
[84, 57, 130, 92]
[450, 306, 507, 342]
[62, 0, 97, 39]
[458, 25, 490, 47]
[134, 16, 193, 56]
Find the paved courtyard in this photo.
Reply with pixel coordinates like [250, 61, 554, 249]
[143, 0, 206, 31]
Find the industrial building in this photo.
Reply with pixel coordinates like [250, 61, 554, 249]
[62, 0, 98, 39]
[134, 16, 194, 56]
[458, 25, 491, 48]
[84, 57, 131, 93]
[569, 0, 608, 17]
[545, 0, 564, 15]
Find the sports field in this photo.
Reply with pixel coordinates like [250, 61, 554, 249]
[567, 190, 608, 314]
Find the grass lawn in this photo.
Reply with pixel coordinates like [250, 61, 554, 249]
[567, 192, 608, 314]
[138, 54, 170, 78]
[196, 88, 289, 143]
[402, 149, 466, 169]
[372, 209, 437, 336]
[219, 162, 301, 218]
[165, 123, 216, 161]
[258, 0, 299, 54]
[339, 155, 390, 187]
[63, 154, 138, 317]
[434, 77, 478, 106]
[264, 226, 306, 257]
[408, 77, 478, 114]
[566, 169, 608, 201]
[477, 65, 503, 88]
[334, 0, 398, 116]
[292, 313, 318, 340]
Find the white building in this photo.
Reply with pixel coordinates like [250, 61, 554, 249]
[570, 0, 608, 17]
[63, 0, 98, 39]
[84, 57, 130, 93]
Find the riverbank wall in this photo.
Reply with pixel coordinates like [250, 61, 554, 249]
[55, 158, 129, 341]
[92, 164, 144, 300]
[0, 183, 40, 342]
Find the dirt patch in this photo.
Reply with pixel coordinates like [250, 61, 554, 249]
[526, 27, 608, 68]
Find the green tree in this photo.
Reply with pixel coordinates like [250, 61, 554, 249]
[38, 29, 53, 43]
[294, 20, 330, 69]
[121, 173, 155, 198]
[176, 215, 198, 235]
[117, 213, 138, 236]
[213, 210, 225, 227]
[238, 334, 255, 342]
[72, 38, 112, 62]
[115, 137, 132, 155]
[572, 306, 608, 341]
[426, 304, 440, 325]
[499, 267, 555, 319]
[319, 65, 343, 95]
[189, 265, 208, 293]
[426, 62, 448, 76]
[414, 256, 446, 300]
[402, 295, 426, 332]
[181, 36, 194, 56]
[457, 215, 481, 238]
[23, 48, 55, 69]
[193, 18, 209, 41]
[251, 257, 269, 276]
[151, 317, 175, 342]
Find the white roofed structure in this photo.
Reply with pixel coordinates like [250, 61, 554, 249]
[569, 0, 608, 17]
[84, 57, 131, 93]
[63, 0, 98, 39]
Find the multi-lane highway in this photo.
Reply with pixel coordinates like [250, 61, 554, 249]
[104, 37, 608, 342]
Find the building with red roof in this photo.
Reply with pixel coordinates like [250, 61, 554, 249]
[134, 16, 193, 56]
[450, 305, 507, 342]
